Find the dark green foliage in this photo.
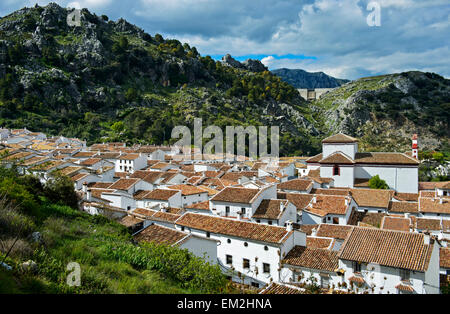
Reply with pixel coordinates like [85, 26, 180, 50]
[368, 175, 389, 189]
[44, 172, 79, 209]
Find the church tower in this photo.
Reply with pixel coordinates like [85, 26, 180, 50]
[412, 134, 418, 159]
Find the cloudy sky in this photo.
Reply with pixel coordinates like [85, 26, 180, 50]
[1, 0, 449, 79]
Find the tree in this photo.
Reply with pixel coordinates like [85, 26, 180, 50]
[44, 172, 79, 209]
[368, 175, 389, 189]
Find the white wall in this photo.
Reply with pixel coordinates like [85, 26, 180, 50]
[355, 165, 418, 193]
[322, 143, 357, 159]
[320, 165, 354, 188]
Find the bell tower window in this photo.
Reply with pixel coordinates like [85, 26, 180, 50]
[333, 164, 340, 176]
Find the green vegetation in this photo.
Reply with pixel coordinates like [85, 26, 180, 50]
[0, 4, 321, 157]
[0, 166, 230, 293]
[368, 175, 389, 189]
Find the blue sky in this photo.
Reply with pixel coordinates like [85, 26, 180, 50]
[1, 0, 449, 80]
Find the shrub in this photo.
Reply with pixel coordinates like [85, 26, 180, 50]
[368, 175, 389, 189]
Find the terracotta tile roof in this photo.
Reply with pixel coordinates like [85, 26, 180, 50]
[210, 187, 260, 204]
[260, 283, 303, 295]
[443, 220, 450, 232]
[354, 178, 370, 187]
[167, 184, 208, 196]
[119, 153, 140, 160]
[348, 276, 365, 284]
[73, 151, 98, 158]
[350, 188, 394, 209]
[440, 247, 450, 269]
[419, 181, 450, 190]
[70, 173, 89, 182]
[381, 216, 411, 232]
[119, 215, 143, 227]
[220, 172, 250, 181]
[416, 218, 441, 231]
[322, 133, 358, 144]
[319, 152, 355, 164]
[134, 224, 188, 245]
[419, 197, 450, 214]
[316, 224, 353, 240]
[185, 201, 210, 211]
[393, 193, 419, 202]
[108, 178, 140, 191]
[151, 211, 181, 223]
[354, 152, 419, 165]
[97, 152, 121, 159]
[388, 201, 418, 213]
[310, 188, 350, 196]
[299, 224, 319, 236]
[114, 172, 128, 178]
[306, 195, 350, 216]
[305, 153, 322, 164]
[133, 208, 157, 217]
[306, 236, 334, 249]
[150, 162, 172, 169]
[79, 158, 102, 166]
[277, 179, 313, 192]
[277, 192, 313, 210]
[88, 182, 113, 189]
[175, 213, 292, 244]
[143, 189, 180, 201]
[308, 176, 333, 185]
[395, 283, 414, 292]
[59, 166, 84, 176]
[338, 227, 434, 272]
[252, 199, 289, 220]
[197, 185, 219, 196]
[282, 246, 339, 272]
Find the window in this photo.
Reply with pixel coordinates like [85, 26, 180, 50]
[244, 242, 248, 247]
[225, 206, 230, 216]
[181, 226, 185, 231]
[263, 263, 270, 274]
[333, 164, 340, 176]
[268, 220, 272, 225]
[226, 255, 233, 265]
[353, 261, 361, 273]
[321, 275, 330, 288]
[241, 207, 246, 214]
[256, 220, 261, 223]
[400, 269, 410, 282]
[251, 282, 259, 288]
[227, 239, 231, 244]
[206, 231, 210, 238]
[243, 259, 250, 269]
[264, 246, 269, 251]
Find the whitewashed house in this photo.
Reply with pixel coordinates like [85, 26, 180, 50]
[306, 133, 419, 193]
[174, 213, 306, 287]
[115, 153, 147, 173]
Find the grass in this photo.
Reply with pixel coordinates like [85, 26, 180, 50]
[0, 198, 229, 294]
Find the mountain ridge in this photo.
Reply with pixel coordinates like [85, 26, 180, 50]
[272, 68, 350, 89]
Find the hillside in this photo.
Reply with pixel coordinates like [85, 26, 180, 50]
[312, 71, 450, 152]
[0, 3, 448, 155]
[0, 3, 322, 157]
[0, 166, 229, 293]
[272, 68, 349, 89]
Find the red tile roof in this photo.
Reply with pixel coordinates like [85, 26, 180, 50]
[210, 187, 260, 204]
[282, 246, 339, 272]
[175, 213, 292, 244]
[277, 179, 313, 192]
[338, 227, 434, 272]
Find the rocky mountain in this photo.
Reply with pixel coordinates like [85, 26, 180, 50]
[313, 71, 450, 152]
[271, 68, 349, 89]
[0, 3, 448, 156]
[0, 3, 321, 156]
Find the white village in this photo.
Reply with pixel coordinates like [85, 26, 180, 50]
[1, 128, 449, 294]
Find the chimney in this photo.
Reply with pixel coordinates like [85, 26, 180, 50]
[439, 196, 443, 205]
[411, 134, 419, 159]
[345, 197, 349, 206]
[237, 211, 243, 221]
[82, 182, 88, 193]
[86, 188, 92, 201]
[311, 227, 317, 237]
[161, 204, 167, 212]
[286, 220, 293, 232]
[312, 196, 317, 204]
[404, 213, 410, 219]
[423, 231, 430, 245]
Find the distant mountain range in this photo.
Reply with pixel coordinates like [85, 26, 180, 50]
[272, 68, 350, 89]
